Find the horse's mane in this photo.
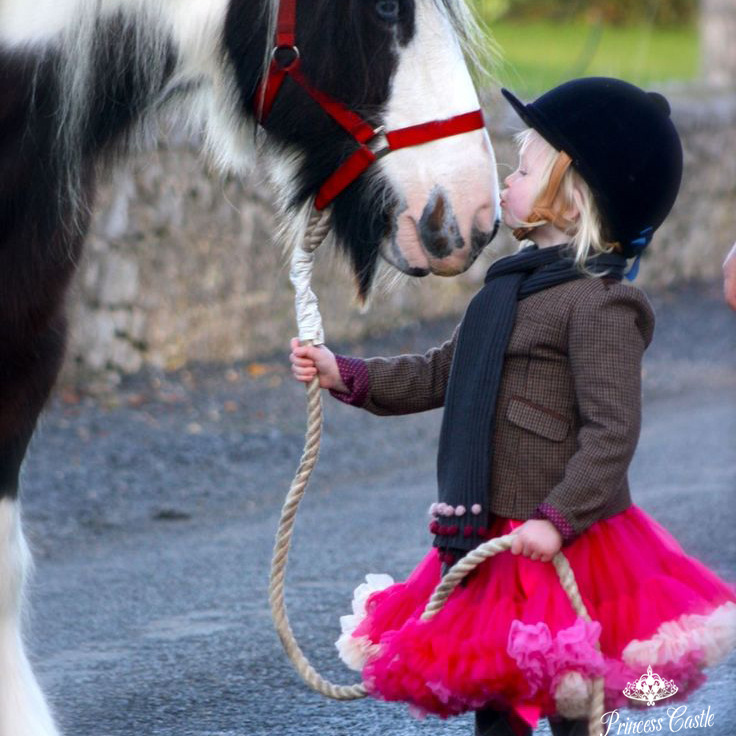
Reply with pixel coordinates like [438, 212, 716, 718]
[21, 0, 262, 232]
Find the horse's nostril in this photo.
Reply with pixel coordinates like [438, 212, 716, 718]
[425, 194, 446, 233]
[419, 190, 462, 259]
[405, 266, 430, 277]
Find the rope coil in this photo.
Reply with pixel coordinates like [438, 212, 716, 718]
[268, 206, 605, 732]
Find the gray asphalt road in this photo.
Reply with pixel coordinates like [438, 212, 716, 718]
[19, 281, 736, 736]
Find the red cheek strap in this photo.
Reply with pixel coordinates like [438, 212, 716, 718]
[385, 110, 485, 151]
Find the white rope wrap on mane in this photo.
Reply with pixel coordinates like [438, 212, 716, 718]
[289, 209, 331, 344]
[290, 244, 324, 344]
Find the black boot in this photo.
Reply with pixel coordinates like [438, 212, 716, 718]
[548, 717, 589, 736]
[474, 707, 532, 736]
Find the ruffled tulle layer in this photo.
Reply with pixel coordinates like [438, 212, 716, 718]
[336, 506, 736, 725]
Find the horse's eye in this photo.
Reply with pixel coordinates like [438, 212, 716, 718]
[375, 0, 400, 22]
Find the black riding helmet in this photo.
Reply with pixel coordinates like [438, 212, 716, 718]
[501, 77, 683, 258]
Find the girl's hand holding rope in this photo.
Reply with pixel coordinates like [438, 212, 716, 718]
[509, 519, 563, 562]
[442, 520, 562, 577]
[290, 338, 348, 393]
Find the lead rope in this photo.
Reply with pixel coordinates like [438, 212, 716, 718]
[269, 206, 604, 733]
[268, 207, 366, 700]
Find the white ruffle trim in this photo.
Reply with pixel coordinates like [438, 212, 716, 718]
[622, 601, 736, 669]
[335, 573, 394, 672]
[554, 671, 594, 719]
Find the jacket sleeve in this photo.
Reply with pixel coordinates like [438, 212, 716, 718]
[330, 325, 460, 416]
[536, 283, 655, 541]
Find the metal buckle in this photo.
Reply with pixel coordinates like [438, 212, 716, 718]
[271, 45, 300, 71]
[370, 125, 391, 159]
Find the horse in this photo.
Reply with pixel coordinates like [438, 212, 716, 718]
[0, 0, 500, 733]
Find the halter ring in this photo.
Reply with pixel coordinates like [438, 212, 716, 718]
[272, 45, 301, 70]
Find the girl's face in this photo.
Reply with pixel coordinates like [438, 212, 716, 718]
[500, 134, 550, 230]
[500, 132, 575, 248]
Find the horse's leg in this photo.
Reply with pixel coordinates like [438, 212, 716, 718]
[0, 313, 68, 736]
[0, 500, 60, 736]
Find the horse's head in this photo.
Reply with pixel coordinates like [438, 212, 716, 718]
[226, 0, 500, 298]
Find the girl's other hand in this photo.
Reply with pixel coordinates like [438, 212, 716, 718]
[289, 338, 348, 392]
[509, 519, 563, 562]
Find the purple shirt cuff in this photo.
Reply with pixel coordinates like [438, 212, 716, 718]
[533, 502, 577, 544]
[329, 355, 371, 407]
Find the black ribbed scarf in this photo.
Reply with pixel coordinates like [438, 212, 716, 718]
[434, 244, 627, 552]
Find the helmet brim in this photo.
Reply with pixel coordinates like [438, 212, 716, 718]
[501, 88, 567, 155]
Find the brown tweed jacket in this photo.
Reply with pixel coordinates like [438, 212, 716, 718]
[341, 277, 655, 540]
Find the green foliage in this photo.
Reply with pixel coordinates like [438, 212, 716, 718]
[485, 20, 698, 95]
[474, 0, 697, 26]
[477, 0, 512, 22]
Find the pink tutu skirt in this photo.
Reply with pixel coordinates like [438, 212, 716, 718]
[336, 506, 736, 728]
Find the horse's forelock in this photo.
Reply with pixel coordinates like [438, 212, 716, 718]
[299, 0, 395, 95]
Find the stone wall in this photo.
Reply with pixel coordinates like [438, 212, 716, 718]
[701, 0, 736, 87]
[64, 86, 736, 384]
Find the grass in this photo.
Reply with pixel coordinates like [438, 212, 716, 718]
[478, 20, 699, 96]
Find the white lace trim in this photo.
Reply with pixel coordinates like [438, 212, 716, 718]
[335, 573, 394, 671]
[554, 671, 594, 719]
[622, 600, 736, 669]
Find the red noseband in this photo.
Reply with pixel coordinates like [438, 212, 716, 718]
[252, 0, 486, 211]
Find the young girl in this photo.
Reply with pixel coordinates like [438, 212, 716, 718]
[289, 78, 736, 736]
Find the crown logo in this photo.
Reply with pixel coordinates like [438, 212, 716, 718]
[623, 665, 678, 706]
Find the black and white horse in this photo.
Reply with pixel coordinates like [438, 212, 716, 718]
[0, 0, 500, 732]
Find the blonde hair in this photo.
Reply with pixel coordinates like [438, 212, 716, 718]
[513, 129, 619, 273]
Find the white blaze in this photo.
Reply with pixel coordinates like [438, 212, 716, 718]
[378, 0, 499, 271]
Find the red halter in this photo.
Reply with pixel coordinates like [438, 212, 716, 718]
[253, 0, 486, 211]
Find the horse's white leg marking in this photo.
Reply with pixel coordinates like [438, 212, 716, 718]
[379, 0, 500, 272]
[0, 499, 60, 736]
